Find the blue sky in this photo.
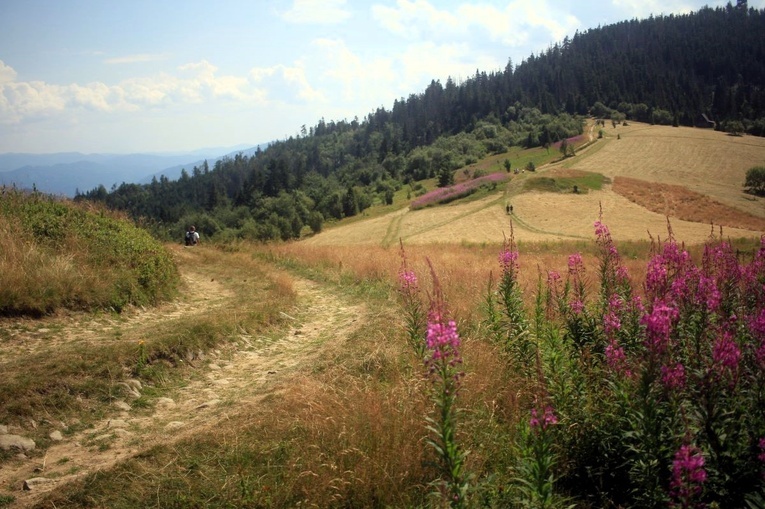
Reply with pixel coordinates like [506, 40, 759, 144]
[1, 0, 758, 154]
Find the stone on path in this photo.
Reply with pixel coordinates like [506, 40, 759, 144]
[0, 434, 36, 451]
[49, 430, 64, 441]
[107, 419, 129, 429]
[113, 401, 132, 412]
[156, 397, 176, 409]
[196, 399, 221, 410]
[23, 477, 57, 491]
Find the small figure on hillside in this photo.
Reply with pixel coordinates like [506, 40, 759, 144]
[509, 204, 514, 214]
[185, 226, 200, 246]
[506, 204, 510, 214]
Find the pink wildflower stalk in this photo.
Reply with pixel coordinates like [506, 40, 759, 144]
[645, 237, 694, 305]
[595, 215, 630, 304]
[670, 444, 707, 508]
[711, 331, 741, 384]
[603, 294, 623, 339]
[546, 270, 562, 318]
[605, 339, 631, 377]
[567, 253, 586, 314]
[399, 241, 427, 358]
[529, 405, 559, 431]
[423, 259, 468, 507]
[661, 362, 686, 391]
[641, 300, 678, 357]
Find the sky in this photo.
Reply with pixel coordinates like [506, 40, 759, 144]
[1, 0, 760, 155]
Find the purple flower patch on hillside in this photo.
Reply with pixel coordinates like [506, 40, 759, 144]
[552, 134, 584, 149]
[410, 173, 508, 210]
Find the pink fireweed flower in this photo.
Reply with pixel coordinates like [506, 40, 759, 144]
[410, 172, 508, 210]
[424, 260, 462, 368]
[570, 299, 584, 315]
[645, 240, 694, 303]
[543, 406, 558, 427]
[568, 253, 584, 275]
[712, 332, 741, 379]
[616, 265, 629, 283]
[605, 339, 631, 376]
[530, 406, 558, 431]
[399, 270, 418, 292]
[641, 301, 678, 356]
[750, 309, 765, 339]
[645, 257, 669, 300]
[594, 220, 610, 238]
[603, 310, 621, 336]
[604, 294, 624, 338]
[670, 444, 707, 507]
[529, 408, 540, 429]
[757, 340, 765, 370]
[661, 363, 686, 391]
[426, 312, 461, 361]
[499, 248, 519, 274]
[696, 275, 721, 312]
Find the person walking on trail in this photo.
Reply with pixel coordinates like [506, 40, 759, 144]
[185, 226, 200, 246]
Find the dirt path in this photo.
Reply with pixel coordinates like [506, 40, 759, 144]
[0, 266, 366, 508]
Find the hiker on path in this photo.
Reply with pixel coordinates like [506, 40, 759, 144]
[185, 226, 200, 246]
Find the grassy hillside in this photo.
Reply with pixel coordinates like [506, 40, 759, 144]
[305, 122, 765, 247]
[0, 189, 179, 315]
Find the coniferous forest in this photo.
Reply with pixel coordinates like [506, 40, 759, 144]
[77, 3, 765, 242]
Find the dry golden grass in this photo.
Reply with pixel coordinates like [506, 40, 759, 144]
[613, 176, 765, 232]
[264, 240, 652, 327]
[511, 189, 760, 243]
[568, 123, 765, 218]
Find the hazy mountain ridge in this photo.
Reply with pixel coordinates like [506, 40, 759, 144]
[0, 144, 266, 197]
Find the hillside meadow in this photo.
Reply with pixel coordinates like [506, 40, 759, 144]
[305, 122, 765, 248]
[3, 124, 765, 508]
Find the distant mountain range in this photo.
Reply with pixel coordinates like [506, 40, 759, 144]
[0, 144, 266, 197]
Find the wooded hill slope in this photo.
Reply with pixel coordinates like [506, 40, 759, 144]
[77, 3, 765, 243]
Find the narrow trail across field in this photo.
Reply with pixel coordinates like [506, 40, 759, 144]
[0, 260, 367, 508]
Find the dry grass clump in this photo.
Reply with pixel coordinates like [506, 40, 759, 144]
[0, 215, 113, 314]
[613, 176, 765, 232]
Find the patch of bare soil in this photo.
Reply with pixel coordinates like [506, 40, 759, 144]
[613, 176, 765, 232]
[0, 267, 366, 508]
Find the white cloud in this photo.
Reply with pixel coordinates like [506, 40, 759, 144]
[311, 38, 397, 102]
[372, 0, 580, 46]
[610, 0, 702, 18]
[250, 62, 326, 103]
[398, 41, 502, 87]
[0, 59, 272, 125]
[0, 60, 18, 84]
[279, 0, 351, 24]
[103, 53, 170, 65]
